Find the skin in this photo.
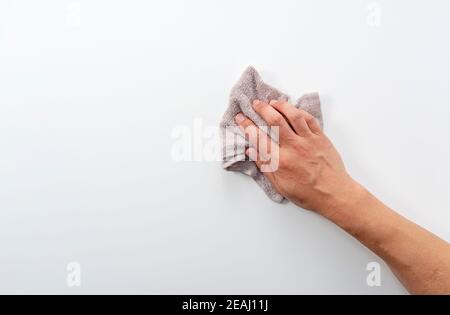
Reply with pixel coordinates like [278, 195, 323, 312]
[234, 99, 450, 294]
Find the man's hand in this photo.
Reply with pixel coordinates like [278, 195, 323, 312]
[235, 99, 360, 214]
[236, 99, 450, 294]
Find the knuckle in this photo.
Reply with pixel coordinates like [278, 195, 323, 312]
[268, 114, 284, 126]
[242, 118, 254, 127]
[285, 134, 299, 144]
[280, 100, 292, 108]
[292, 141, 308, 155]
[277, 101, 289, 109]
[292, 112, 304, 122]
[243, 124, 252, 133]
[298, 109, 311, 119]
[292, 141, 303, 151]
[302, 110, 315, 122]
[277, 157, 288, 169]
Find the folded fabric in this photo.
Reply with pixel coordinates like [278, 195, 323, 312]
[220, 66, 323, 203]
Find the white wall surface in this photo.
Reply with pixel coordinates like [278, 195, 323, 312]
[1, 0, 449, 294]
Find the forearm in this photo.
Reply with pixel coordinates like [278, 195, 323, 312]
[233, 100, 450, 294]
[320, 180, 450, 294]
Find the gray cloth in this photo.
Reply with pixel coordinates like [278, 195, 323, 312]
[220, 66, 323, 203]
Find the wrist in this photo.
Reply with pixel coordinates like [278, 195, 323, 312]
[319, 178, 398, 248]
[318, 177, 369, 223]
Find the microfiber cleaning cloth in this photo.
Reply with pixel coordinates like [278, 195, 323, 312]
[220, 66, 323, 203]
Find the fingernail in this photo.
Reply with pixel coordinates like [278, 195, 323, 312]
[269, 100, 277, 105]
[235, 113, 246, 124]
[252, 99, 261, 107]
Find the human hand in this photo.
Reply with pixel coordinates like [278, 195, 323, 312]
[234, 100, 361, 214]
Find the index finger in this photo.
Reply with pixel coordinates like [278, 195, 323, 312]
[235, 113, 279, 165]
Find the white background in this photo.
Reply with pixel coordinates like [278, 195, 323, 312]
[1, 0, 449, 294]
